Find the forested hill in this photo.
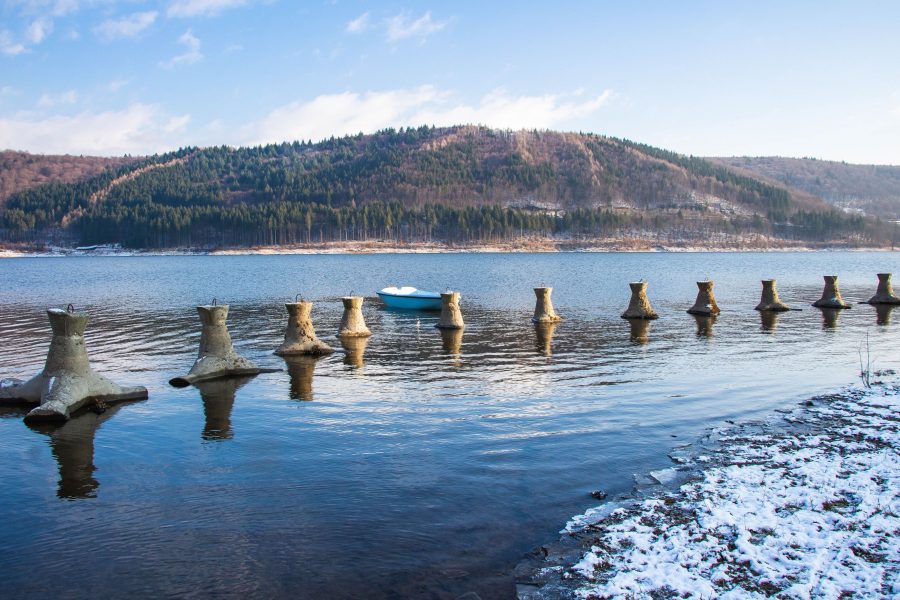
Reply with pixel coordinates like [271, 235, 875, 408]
[0, 126, 891, 248]
[711, 156, 900, 220]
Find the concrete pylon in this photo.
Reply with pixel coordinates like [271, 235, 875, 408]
[285, 355, 321, 401]
[534, 321, 558, 356]
[687, 281, 720, 316]
[692, 314, 716, 337]
[275, 300, 333, 355]
[866, 273, 900, 305]
[28, 403, 125, 499]
[196, 376, 252, 441]
[875, 304, 894, 326]
[621, 282, 658, 319]
[340, 335, 368, 368]
[812, 276, 851, 309]
[436, 291, 465, 329]
[440, 327, 464, 355]
[755, 279, 791, 311]
[338, 296, 372, 337]
[629, 318, 651, 344]
[170, 303, 277, 387]
[532, 287, 562, 323]
[0, 307, 147, 423]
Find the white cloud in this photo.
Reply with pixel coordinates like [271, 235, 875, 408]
[94, 11, 158, 41]
[385, 11, 448, 43]
[346, 12, 370, 34]
[0, 30, 27, 55]
[25, 18, 52, 43]
[248, 86, 613, 145]
[167, 0, 248, 18]
[160, 29, 202, 68]
[37, 89, 78, 108]
[105, 78, 130, 92]
[7, 0, 79, 18]
[0, 103, 191, 155]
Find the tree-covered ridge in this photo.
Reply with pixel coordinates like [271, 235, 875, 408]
[0, 126, 889, 247]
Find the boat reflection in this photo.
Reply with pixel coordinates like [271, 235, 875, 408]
[875, 304, 894, 326]
[692, 314, 717, 338]
[26, 403, 126, 499]
[340, 336, 369, 369]
[533, 322, 558, 356]
[284, 355, 322, 401]
[196, 376, 254, 441]
[627, 319, 650, 345]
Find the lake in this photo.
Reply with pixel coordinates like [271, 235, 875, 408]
[0, 252, 898, 599]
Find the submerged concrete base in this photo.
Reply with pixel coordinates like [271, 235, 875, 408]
[866, 273, 900, 305]
[532, 287, 562, 323]
[755, 279, 792, 312]
[622, 282, 658, 319]
[687, 281, 721, 316]
[436, 291, 465, 329]
[0, 308, 147, 423]
[170, 304, 278, 387]
[275, 301, 333, 356]
[812, 276, 851, 309]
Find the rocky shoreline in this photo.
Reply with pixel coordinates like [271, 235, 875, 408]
[515, 383, 899, 599]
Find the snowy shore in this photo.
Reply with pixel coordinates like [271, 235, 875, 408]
[516, 384, 899, 599]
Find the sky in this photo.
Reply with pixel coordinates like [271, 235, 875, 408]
[0, 0, 899, 163]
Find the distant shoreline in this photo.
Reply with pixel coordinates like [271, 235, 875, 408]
[0, 239, 895, 258]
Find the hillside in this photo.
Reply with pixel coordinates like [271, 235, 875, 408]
[0, 126, 890, 249]
[711, 156, 900, 220]
[0, 151, 137, 204]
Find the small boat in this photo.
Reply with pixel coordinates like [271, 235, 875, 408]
[377, 286, 443, 311]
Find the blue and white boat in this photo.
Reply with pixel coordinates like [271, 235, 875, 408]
[377, 286, 443, 311]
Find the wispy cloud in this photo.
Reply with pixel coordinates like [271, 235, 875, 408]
[25, 18, 52, 43]
[94, 11, 158, 41]
[6, 0, 80, 18]
[160, 29, 202, 68]
[37, 89, 78, 108]
[167, 0, 248, 18]
[0, 30, 28, 56]
[346, 12, 370, 34]
[0, 103, 191, 155]
[248, 86, 613, 145]
[385, 11, 449, 43]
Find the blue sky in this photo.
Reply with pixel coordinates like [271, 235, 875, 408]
[1, 0, 898, 163]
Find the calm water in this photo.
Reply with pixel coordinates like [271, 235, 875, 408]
[0, 252, 898, 599]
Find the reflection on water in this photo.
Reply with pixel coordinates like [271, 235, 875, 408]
[759, 310, 781, 333]
[196, 376, 254, 441]
[533, 322, 558, 355]
[627, 319, 651, 344]
[876, 304, 895, 326]
[284, 355, 321, 401]
[27, 404, 125, 499]
[692, 313, 717, 337]
[1, 253, 899, 600]
[820, 307, 842, 330]
[340, 335, 368, 368]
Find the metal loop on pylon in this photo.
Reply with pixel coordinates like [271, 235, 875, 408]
[66, 303, 75, 313]
[212, 298, 217, 306]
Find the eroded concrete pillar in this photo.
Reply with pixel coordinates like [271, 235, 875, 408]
[866, 273, 900, 305]
[285, 355, 320, 401]
[622, 282, 658, 319]
[170, 304, 277, 387]
[755, 279, 791, 311]
[812, 275, 851, 309]
[436, 291, 465, 329]
[275, 300, 333, 355]
[338, 296, 372, 337]
[340, 335, 368, 368]
[687, 281, 721, 316]
[0, 307, 147, 423]
[534, 322, 558, 356]
[532, 287, 562, 323]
